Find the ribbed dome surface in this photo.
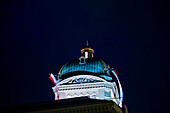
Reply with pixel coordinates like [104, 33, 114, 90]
[58, 58, 110, 78]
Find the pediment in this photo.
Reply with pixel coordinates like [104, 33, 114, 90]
[57, 75, 107, 85]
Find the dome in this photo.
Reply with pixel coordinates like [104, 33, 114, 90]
[58, 57, 110, 79]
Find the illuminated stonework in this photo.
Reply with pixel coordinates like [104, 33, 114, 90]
[53, 75, 120, 105]
[49, 42, 124, 108]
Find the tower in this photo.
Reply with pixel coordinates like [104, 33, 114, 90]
[81, 40, 94, 58]
[49, 41, 127, 113]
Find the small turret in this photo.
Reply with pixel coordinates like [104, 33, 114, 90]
[81, 40, 94, 58]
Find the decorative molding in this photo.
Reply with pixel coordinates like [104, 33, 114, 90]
[57, 75, 107, 85]
[60, 77, 103, 85]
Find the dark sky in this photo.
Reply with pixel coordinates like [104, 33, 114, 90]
[0, 0, 169, 113]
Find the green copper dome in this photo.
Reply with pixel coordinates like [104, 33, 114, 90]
[58, 57, 110, 79]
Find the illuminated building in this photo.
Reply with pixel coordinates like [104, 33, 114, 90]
[49, 41, 128, 113]
[4, 41, 127, 113]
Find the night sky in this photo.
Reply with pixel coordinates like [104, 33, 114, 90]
[0, 0, 169, 113]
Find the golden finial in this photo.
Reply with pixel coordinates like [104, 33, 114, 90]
[86, 40, 88, 46]
[81, 40, 94, 53]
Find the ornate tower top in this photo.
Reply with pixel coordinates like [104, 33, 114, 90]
[81, 41, 94, 58]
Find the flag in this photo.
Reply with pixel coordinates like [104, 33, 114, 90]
[49, 73, 60, 100]
[49, 73, 57, 85]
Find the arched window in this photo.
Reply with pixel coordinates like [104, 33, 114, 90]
[79, 56, 86, 64]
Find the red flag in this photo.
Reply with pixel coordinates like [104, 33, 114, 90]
[49, 73, 57, 85]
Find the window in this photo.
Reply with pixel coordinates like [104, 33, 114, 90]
[85, 51, 88, 58]
[79, 56, 86, 64]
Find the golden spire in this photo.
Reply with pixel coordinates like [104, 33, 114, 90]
[86, 40, 88, 47]
[81, 40, 94, 54]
